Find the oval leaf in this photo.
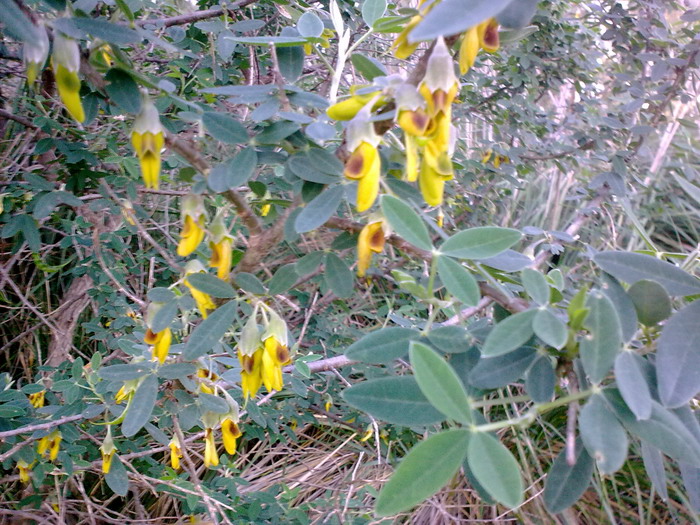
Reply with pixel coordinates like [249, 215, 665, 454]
[410, 0, 514, 42]
[657, 299, 700, 408]
[345, 327, 420, 364]
[627, 279, 672, 326]
[525, 355, 556, 403]
[409, 341, 472, 424]
[186, 273, 237, 299]
[202, 112, 249, 144]
[380, 195, 432, 251]
[121, 374, 158, 437]
[183, 301, 237, 360]
[482, 309, 537, 357]
[594, 251, 700, 297]
[375, 429, 470, 517]
[580, 291, 622, 384]
[532, 308, 568, 350]
[324, 253, 354, 299]
[579, 394, 628, 474]
[440, 227, 522, 260]
[543, 439, 594, 514]
[469, 346, 537, 389]
[295, 185, 343, 233]
[342, 376, 445, 426]
[467, 432, 524, 509]
[437, 256, 480, 306]
[521, 268, 550, 305]
[614, 351, 652, 420]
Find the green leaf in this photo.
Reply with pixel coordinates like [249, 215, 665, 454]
[605, 390, 700, 466]
[521, 268, 550, 305]
[614, 351, 652, 420]
[437, 256, 480, 306]
[656, 299, 700, 408]
[234, 272, 267, 295]
[627, 280, 672, 326]
[427, 326, 471, 354]
[105, 69, 141, 114]
[295, 185, 343, 233]
[532, 308, 568, 349]
[350, 53, 388, 81]
[375, 429, 470, 517]
[380, 195, 432, 251]
[0, 2, 41, 43]
[468, 346, 537, 389]
[601, 274, 638, 342]
[307, 148, 344, 175]
[295, 251, 325, 276]
[324, 252, 354, 299]
[268, 264, 299, 295]
[440, 227, 522, 260]
[594, 251, 700, 297]
[409, 341, 472, 424]
[186, 273, 237, 299]
[148, 288, 175, 303]
[410, 0, 513, 41]
[183, 301, 237, 360]
[342, 376, 445, 426]
[33, 191, 82, 220]
[543, 439, 594, 514]
[122, 374, 158, 437]
[150, 300, 178, 333]
[73, 18, 140, 44]
[208, 147, 258, 192]
[640, 442, 668, 501]
[467, 432, 524, 508]
[255, 121, 301, 144]
[227, 36, 307, 47]
[202, 112, 249, 144]
[579, 394, 628, 475]
[362, 0, 387, 27]
[105, 455, 130, 496]
[580, 291, 622, 384]
[199, 392, 230, 414]
[345, 327, 420, 364]
[297, 12, 324, 37]
[482, 309, 537, 357]
[157, 363, 197, 380]
[525, 355, 555, 403]
[288, 153, 338, 184]
[98, 363, 153, 381]
[276, 45, 305, 82]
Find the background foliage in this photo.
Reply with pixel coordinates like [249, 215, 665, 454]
[1, 0, 700, 523]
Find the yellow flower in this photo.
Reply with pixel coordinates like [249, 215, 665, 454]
[239, 348, 263, 399]
[38, 430, 61, 461]
[169, 435, 182, 470]
[183, 260, 216, 318]
[196, 368, 218, 394]
[17, 460, 33, 484]
[28, 390, 45, 408]
[345, 141, 381, 212]
[100, 429, 117, 474]
[477, 18, 500, 53]
[392, 15, 422, 60]
[177, 195, 207, 257]
[208, 212, 233, 280]
[131, 96, 164, 189]
[23, 22, 49, 86]
[419, 156, 447, 207]
[459, 26, 480, 75]
[357, 221, 386, 277]
[221, 418, 242, 456]
[261, 337, 291, 393]
[326, 88, 382, 121]
[204, 427, 219, 468]
[52, 32, 84, 123]
[145, 327, 172, 364]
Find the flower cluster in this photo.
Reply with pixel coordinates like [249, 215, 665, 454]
[200, 392, 242, 468]
[238, 306, 292, 399]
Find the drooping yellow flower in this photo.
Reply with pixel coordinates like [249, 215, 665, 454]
[38, 430, 61, 461]
[17, 460, 33, 484]
[183, 261, 216, 319]
[115, 377, 139, 404]
[169, 435, 182, 470]
[261, 336, 291, 393]
[395, 85, 431, 182]
[177, 195, 207, 257]
[145, 327, 172, 364]
[52, 32, 84, 123]
[477, 18, 500, 53]
[419, 155, 447, 207]
[239, 348, 263, 399]
[23, 22, 49, 86]
[196, 368, 218, 395]
[459, 26, 480, 75]
[208, 212, 233, 281]
[100, 428, 117, 474]
[28, 390, 45, 408]
[326, 87, 383, 121]
[131, 95, 165, 189]
[357, 221, 386, 277]
[344, 106, 382, 212]
[221, 418, 242, 455]
[204, 427, 219, 468]
[391, 0, 431, 60]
